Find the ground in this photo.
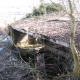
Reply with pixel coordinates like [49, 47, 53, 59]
[0, 12, 80, 80]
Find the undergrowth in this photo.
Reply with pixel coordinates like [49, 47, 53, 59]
[26, 3, 64, 18]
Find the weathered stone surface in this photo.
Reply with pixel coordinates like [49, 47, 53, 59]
[7, 25, 70, 50]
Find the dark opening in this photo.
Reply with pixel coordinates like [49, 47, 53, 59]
[20, 47, 71, 79]
[38, 48, 68, 78]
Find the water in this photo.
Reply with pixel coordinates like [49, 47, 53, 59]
[0, 5, 33, 26]
[0, 0, 60, 25]
[0, 0, 41, 25]
[0, 0, 80, 26]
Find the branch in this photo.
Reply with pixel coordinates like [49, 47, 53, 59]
[68, 0, 79, 76]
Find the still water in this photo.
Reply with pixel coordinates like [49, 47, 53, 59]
[0, 5, 33, 26]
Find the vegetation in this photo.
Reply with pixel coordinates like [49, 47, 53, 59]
[46, 3, 63, 13]
[24, 0, 80, 78]
[26, 13, 32, 18]
[1, 0, 80, 80]
[26, 3, 64, 18]
[68, 0, 80, 76]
